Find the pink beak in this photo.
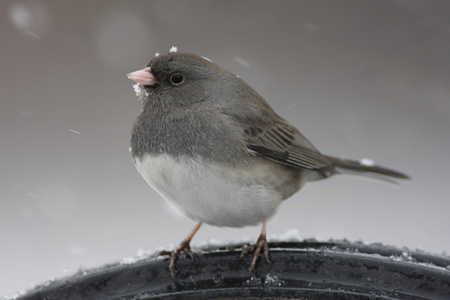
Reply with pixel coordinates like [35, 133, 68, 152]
[126, 67, 157, 86]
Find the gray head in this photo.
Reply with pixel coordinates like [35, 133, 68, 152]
[129, 52, 236, 110]
[128, 52, 269, 112]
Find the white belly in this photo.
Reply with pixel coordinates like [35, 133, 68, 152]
[133, 153, 284, 227]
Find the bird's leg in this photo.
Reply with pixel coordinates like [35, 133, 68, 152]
[240, 218, 271, 274]
[156, 222, 202, 280]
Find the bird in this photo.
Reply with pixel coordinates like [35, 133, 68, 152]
[127, 49, 409, 280]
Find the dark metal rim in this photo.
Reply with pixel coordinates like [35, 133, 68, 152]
[17, 240, 450, 300]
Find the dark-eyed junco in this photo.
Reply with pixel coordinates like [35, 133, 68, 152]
[127, 49, 409, 279]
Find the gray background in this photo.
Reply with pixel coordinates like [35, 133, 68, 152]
[1, 0, 450, 297]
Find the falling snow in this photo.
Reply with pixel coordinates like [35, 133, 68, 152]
[235, 56, 250, 68]
[69, 129, 81, 135]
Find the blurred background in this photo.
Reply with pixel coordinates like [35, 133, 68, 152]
[1, 0, 450, 297]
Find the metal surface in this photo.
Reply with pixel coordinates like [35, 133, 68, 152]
[18, 240, 450, 300]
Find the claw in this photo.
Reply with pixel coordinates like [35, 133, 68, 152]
[241, 233, 271, 274]
[168, 240, 193, 280]
[157, 223, 202, 281]
[240, 219, 271, 275]
[155, 239, 194, 280]
[162, 238, 195, 280]
[155, 250, 172, 259]
[155, 246, 193, 280]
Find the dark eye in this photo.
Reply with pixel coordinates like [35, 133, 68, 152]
[170, 74, 184, 85]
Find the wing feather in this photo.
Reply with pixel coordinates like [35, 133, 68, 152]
[222, 105, 335, 174]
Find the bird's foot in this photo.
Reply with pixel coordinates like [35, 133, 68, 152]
[156, 223, 202, 281]
[156, 240, 195, 281]
[240, 232, 271, 275]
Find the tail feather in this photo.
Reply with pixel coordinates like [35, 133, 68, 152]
[325, 155, 410, 182]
